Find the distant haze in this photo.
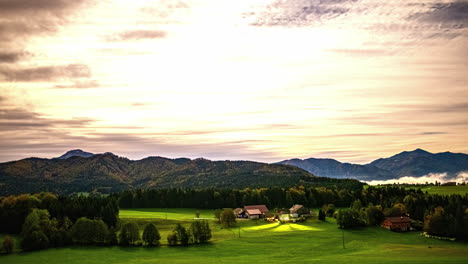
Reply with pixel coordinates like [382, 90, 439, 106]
[1, 0, 467, 163]
[366, 172, 468, 185]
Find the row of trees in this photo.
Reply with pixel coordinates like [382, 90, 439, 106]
[0, 193, 119, 234]
[167, 221, 212, 246]
[333, 196, 468, 240]
[9, 206, 213, 253]
[117, 186, 362, 210]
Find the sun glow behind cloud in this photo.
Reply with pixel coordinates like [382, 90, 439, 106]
[0, 0, 467, 162]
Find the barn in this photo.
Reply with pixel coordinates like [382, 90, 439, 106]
[382, 216, 412, 231]
[244, 205, 269, 219]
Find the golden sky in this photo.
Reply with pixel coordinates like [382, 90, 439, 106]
[1, 0, 467, 163]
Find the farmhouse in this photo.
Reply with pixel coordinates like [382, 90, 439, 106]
[382, 216, 412, 231]
[244, 205, 269, 219]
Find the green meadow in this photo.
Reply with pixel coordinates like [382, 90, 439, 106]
[415, 185, 468, 195]
[2, 208, 467, 264]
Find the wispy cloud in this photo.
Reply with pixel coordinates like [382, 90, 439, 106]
[247, 0, 357, 26]
[0, 64, 91, 82]
[106, 30, 167, 42]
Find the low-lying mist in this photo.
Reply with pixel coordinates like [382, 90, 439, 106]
[366, 172, 468, 185]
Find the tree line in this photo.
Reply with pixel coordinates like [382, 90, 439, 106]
[327, 187, 468, 240]
[118, 186, 468, 240]
[117, 186, 361, 209]
[0, 192, 118, 234]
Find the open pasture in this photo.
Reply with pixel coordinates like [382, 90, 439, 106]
[2, 208, 467, 264]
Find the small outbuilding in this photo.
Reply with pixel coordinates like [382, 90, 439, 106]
[382, 216, 412, 232]
[234, 208, 245, 218]
[289, 204, 311, 218]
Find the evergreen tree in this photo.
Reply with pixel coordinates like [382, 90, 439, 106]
[318, 209, 326, 221]
[174, 224, 189, 246]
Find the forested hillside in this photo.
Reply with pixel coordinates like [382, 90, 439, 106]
[0, 153, 362, 195]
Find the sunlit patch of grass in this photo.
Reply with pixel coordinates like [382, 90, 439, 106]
[288, 223, 323, 231]
[272, 224, 294, 232]
[243, 222, 280, 231]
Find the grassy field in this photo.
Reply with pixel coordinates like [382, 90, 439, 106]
[2, 208, 468, 264]
[415, 185, 468, 195]
[371, 184, 468, 195]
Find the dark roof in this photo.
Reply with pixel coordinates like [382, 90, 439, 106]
[244, 205, 269, 214]
[385, 216, 411, 223]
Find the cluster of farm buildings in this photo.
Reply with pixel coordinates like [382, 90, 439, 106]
[234, 204, 412, 231]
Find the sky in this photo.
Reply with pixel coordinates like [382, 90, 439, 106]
[0, 0, 467, 163]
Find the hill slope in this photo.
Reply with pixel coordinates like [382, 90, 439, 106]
[278, 158, 393, 181]
[369, 149, 468, 177]
[0, 152, 351, 195]
[278, 149, 468, 181]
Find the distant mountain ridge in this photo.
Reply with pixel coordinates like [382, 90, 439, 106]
[278, 149, 468, 181]
[1, 151, 358, 195]
[56, 149, 95, 159]
[278, 158, 392, 181]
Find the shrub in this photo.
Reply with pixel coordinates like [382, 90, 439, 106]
[2, 236, 14, 254]
[337, 209, 365, 229]
[21, 230, 49, 251]
[167, 233, 177, 246]
[119, 222, 140, 246]
[71, 217, 109, 245]
[142, 223, 160, 246]
[190, 220, 212, 244]
[220, 209, 236, 227]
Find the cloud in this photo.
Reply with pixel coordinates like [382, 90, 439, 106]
[0, 130, 279, 163]
[0, 52, 28, 63]
[0, 0, 92, 70]
[412, 1, 468, 25]
[247, 0, 357, 26]
[0, 64, 91, 82]
[0, 0, 85, 13]
[421, 132, 447, 135]
[326, 49, 389, 57]
[108, 30, 167, 41]
[366, 171, 468, 185]
[53, 80, 100, 89]
[0, 106, 96, 132]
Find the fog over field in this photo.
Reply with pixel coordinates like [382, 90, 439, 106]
[367, 171, 468, 185]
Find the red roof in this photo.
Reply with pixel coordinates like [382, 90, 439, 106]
[385, 216, 411, 223]
[246, 209, 262, 215]
[244, 205, 269, 214]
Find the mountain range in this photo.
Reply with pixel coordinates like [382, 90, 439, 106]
[0, 150, 332, 195]
[278, 149, 468, 181]
[1, 148, 466, 195]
